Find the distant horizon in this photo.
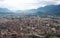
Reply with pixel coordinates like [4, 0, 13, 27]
[0, 0, 60, 10]
[0, 4, 60, 11]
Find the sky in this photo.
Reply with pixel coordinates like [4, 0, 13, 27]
[0, 0, 60, 10]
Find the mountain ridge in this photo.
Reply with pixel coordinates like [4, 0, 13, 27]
[0, 5, 60, 16]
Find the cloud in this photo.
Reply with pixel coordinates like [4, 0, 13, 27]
[0, 0, 5, 1]
[0, 0, 60, 10]
[37, 0, 60, 5]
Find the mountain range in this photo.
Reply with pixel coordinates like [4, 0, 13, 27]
[0, 8, 14, 14]
[37, 5, 60, 16]
[0, 5, 60, 16]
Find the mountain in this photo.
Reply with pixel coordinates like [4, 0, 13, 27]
[0, 8, 14, 14]
[37, 5, 60, 16]
[0, 5, 60, 16]
[21, 5, 60, 16]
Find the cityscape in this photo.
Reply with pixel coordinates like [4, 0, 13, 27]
[0, 15, 60, 38]
[0, 0, 60, 38]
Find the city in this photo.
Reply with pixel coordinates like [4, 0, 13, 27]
[0, 15, 60, 38]
[0, 0, 60, 38]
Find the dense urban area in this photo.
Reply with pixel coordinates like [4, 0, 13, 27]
[0, 14, 60, 38]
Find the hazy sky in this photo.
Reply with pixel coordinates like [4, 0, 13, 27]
[0, 0, 60, 10]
